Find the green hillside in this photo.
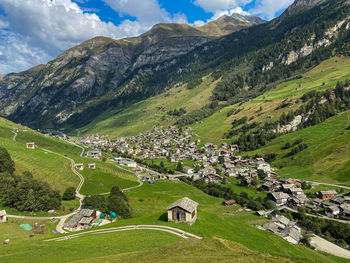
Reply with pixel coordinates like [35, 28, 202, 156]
[81, 75, 218, 138]
[1, 181, 347, 263]
[0, 118, 138, 206]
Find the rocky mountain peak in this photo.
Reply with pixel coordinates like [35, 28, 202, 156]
[282, 0, 326, 17]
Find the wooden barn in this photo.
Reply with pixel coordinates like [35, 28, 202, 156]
[167, 197, 198, 225]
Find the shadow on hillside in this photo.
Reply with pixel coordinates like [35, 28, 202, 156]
[158, 213, 168, 222]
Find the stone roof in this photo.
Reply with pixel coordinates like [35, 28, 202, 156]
[167, 197, 198, 213]
[320, 190, 337, 195]
[80, 209, 95, 217]
[65, 214, 82, 228]
[0, 210, 6, 216]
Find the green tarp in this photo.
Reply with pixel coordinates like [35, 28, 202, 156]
[20, 224, 32, 231]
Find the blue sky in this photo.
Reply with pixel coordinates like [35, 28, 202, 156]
[0, 0, 294, 74]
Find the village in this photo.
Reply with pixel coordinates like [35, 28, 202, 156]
[38, 126, 350, 244]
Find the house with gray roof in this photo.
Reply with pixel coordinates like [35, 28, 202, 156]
[167, 197, 198, 225]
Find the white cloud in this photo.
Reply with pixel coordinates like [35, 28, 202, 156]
[103, 0, 187, 24]
[249, 0, 294, 20]
[0, 0, 187, 74]
[194, 0, 252, 13]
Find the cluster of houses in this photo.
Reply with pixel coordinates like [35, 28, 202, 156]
[311, 190, 350, 219]
[263, 215, 302, 244]
[264, 178, 309, 208]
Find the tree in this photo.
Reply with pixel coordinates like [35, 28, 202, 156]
[63, 187, 76, 200]
[176, 161, 183, 172]
[0, 147, 15, 174]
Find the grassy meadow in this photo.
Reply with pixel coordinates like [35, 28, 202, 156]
[1, 181, 348, 263]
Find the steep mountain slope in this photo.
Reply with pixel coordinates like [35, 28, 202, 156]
[0, 13, 264, 129]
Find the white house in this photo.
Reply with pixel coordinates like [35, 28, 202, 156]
[183, 166, 194, 174]
[0, 210, 7, 223]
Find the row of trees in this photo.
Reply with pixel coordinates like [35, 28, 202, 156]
[83, 186, 132, 219]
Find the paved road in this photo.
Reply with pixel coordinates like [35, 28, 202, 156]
[44, 225, 202, 242]
[281, 206, 350, 224]
[311, 235, 350, 259]
[306, 180, 350, 191]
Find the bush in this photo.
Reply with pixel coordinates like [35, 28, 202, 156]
[62, 187, 76, 200]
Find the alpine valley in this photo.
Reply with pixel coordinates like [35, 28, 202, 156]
[1, 0, 350, 262]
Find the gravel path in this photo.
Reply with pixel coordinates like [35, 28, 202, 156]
[44, 225, 202, 242]
[311, 235, 350, 259]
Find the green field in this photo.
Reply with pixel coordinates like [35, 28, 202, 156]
[251, 111, 350, 185]
[190, 56, 350, 143]
[1, 181, 348, 263]
[0, 118, 138, 213]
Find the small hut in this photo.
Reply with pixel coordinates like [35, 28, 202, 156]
[0, 210, 7, 223]
[167, 197, 198, 225]
[88, 163, 96, 169]
[75, 164, 84, 171]
[26, 142, 35, 149]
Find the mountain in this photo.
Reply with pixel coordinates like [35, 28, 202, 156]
[1, 0, 350, 132]
[282, 0, 326, 17]
[0, 13, 264, 129]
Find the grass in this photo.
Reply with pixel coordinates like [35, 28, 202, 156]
[0, 117, 138, 205]
[250, 111, 350, 185]
[0, 179, 348, 262]
[81, 75, 218, 138]
[190, 56, 350, 144]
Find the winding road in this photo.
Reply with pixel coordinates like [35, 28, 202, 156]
[7, 130, 145, 234]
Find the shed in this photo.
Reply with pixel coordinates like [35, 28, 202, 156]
[0, 210, 7, 223]
[75, 164, 84, 171]
[167, 197, 198, 225]
[26, 142, 35, 149]
[223, 200, 236, 206]
[88, 163, 96, 169]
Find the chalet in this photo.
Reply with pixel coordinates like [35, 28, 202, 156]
[183, 166, 194, 174]
[167, 197, 198, 225]
[326, 205, 340, 217]
[88, 163, 96, 169]
[223, 200, 236, 206]
[288, 194, 309, 208]
[262, 181, 276, 192]
[280, 226, 301, 245]
[26, 142, 35, 149]
[0, 210, 7, 223]
[318, 190, 338, 200]
[86, 150, 101, 159]
[75, 164, 84, 171]
[287, 187, 304, 197]
[65, 209, 97, 232]
[267, 192, 290, 206]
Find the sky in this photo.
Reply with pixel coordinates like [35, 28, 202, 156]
[0, 0, 294, 74]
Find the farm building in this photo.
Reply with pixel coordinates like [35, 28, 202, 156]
[167, 197, 198, 225]
[65, 209, 97, 232]
[223, 200, 236, 206]
[0, 210, 7, 223]
[26, 142, 35, 149]
[88, 163, 96, 169]
[75, 164, 84, 171]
